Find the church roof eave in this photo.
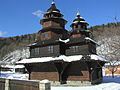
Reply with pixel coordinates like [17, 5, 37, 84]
[16, 55, 107, 64]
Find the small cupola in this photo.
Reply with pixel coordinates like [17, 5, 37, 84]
[44, 0, 63, 18]
[70, 11, 89, 30]
[40, 0, 67, 28]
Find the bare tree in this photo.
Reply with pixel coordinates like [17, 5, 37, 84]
[97, 23, 120, 78]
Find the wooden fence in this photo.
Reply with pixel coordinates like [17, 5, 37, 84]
[0, 78, 50, 90]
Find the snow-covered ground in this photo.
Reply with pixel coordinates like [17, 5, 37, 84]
[52, 83, 120, 90]
[0, 72, 120, 90]
[52, 76, 120, 90]
[0, 72, 29, 80]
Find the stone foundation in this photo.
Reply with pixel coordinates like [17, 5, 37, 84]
[51, 81, 92, 86]
[51, 78, 103, 86]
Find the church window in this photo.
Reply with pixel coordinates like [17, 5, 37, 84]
[72, 46, 79, 52]
[35, 48, 40, 56]
[48, 46, 54, 53]
[42, 33, 49, 39]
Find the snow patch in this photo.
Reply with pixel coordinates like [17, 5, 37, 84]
[90, 55, 107, 61]
[52, 76, 120, 90]
[17, 55, 107, 64]
[80, 21, 87, 23]
[51, 83, 120, 90]
[40, 79, 50, 83]
[0, 72, 29, 80]
[1, 65, 25, 69]
[28, 43, 37, 46]
[73, 21, 79, 23]
[85, 37, 100, 46]
[59, 38, 70, 43]
[1, 48, 30, 64]
[52, 11, 59, 13]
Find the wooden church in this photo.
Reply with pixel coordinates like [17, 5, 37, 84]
[17, 0, 106, 85]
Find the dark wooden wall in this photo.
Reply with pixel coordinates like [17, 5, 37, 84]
[71, 34, 81, 38]
[88, 43, 96, 54]
[66, 44, 90, 56]
[40, 31, 62, 40]
[40, 31, 52, 40]
[30, 45, 61, 58]
[62, 62, 90, 81]
[28, 62, 91, 82]
[42, 21, 60, 28]
[29, 63, 59, 81]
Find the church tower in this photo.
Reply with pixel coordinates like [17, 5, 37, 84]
[70, 11, 90, 38]
[18, 1, 106, 85]
[39, 0, 68, 41]
[70, 11, 89, 30]
[66, 11, 96, 56]
[30, 0, 68, 58]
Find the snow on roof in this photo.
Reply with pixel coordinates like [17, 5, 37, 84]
[73, 21, 79, 23]
[105, 61, 120, 66]
[80, 21, 87, 23]
[1, 65, 25, 69]
[90, 55, 107, 61]
[40, 79, 50, 83]
[28, 43, 37, 46]
[80, 17, 83, 19]
[14, 65, 25, 68]
[16, 55, 107, 64]
[52, 11, 59, 13]
[85, 37, 100, 46]
[73, 20, 87, 24]
[85, 30, 91, 32]
[59, 38, 70, 43]
[75, 16, 83, 19]
[52, 83, 120, 90]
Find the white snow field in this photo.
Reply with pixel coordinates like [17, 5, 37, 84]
[0, 72, 29, 80]
[52, 83, 120, 90]
[0, 72, 120, 90]
[52, 76, 120, 90]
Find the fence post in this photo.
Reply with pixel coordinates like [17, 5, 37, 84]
[5, 79, 9, 90]
[39, 79, 51, 90]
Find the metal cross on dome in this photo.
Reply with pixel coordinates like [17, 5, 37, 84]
[77, 8, 80, 16]
[52, 0, 55, 4]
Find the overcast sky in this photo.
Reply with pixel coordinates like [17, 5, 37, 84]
[0, 0, 120, 37]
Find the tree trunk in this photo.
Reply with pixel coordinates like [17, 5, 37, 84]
[112, 71, 114, 78]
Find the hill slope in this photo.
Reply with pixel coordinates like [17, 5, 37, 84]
[0, 33, 39, 63]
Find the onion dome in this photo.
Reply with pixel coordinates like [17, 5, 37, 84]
[40, 0, 67, 29]
[47, 0, 60, 13]
[70, 11, 89, 30]
[44, 0, 63, 18]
